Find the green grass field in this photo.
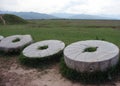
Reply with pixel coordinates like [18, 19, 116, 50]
[0, 19, 120, 83]
[0, 19, 120, 47]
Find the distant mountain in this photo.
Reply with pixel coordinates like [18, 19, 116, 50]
[70, 14, 112, 20]
[0, 11, 119, 20]
[52, 13, 118, 20]
[100, 14, 120, 20]
[0, 11, 57, 19]
[51, 13, 74, 18]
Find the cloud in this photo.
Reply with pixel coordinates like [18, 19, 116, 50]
[65, 0, 120, 15]
[0, 0, 19, 10]
[0, 0, 120, 15]
[0, 0, 73, 13]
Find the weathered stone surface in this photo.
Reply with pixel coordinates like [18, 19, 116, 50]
[0, 35, 33, 53]
[23, 40, 65, 58]
[64, 40, 119, 72]
[0, 35, 4, 41]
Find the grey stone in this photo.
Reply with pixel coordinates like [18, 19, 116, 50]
[0, 35, 4, 41]
[23, 40, 65, 58]
[0, 35, 33, 53]
[64, 40, 119, 72]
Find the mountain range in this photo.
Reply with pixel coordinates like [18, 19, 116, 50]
[0, 11, 57, 19]
[0, 11, 119, 20]
[52, 13, 119, 20]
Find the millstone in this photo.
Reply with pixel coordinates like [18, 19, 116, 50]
[22, 40, 65, 58]
[0, 35, 33, 53]
[0, 35, 4, 41]
[64, 40, 119, 72]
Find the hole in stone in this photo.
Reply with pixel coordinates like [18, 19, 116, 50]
[84, 47, 98, 52]
[89, 67, 94, 72]
[38, 45, 48, 50]
[12, 38, 20, 43]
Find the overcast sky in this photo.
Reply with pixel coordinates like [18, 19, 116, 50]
[0, 0, 120, 15]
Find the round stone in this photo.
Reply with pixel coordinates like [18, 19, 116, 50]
[0, 35, 4, 41]
[22, 40, 65, 58]
[64, 40, 119, 72]
[0, 35, 33, 53]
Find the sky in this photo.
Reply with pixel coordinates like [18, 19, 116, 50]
[0, 0, 120, 15]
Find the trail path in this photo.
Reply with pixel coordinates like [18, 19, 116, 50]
[0, 15, 6, 25]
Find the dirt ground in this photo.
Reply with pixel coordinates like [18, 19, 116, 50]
[0, 56, 120, 86]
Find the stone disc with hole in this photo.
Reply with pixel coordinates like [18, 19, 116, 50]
[22, 40, 65, 58]
[64, 40, 119, 72]
[0, 35, 33, 53]
[0, 35, 4, 41]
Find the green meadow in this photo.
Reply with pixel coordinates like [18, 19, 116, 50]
[0, 19, 120, 47]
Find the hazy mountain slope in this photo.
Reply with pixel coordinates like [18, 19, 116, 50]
[52, 13, 117, 20]
[0, 11, 57, 19]
[0, 14, 27, 24]
[0, 11, 118, 20]
[70, 14, 112, 19]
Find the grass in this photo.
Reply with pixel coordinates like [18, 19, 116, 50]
[0, 20, 120, 46]
[19, 50, 63, 68]
[0, 19, 120, 83]
[84, 47, 98, 52]
[60, 57, 120, 83]
[38, 45, 48, 50]
[2, 14, 27, 24]
[12, 38, 20, 42]
[28, 19, 120, 28]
